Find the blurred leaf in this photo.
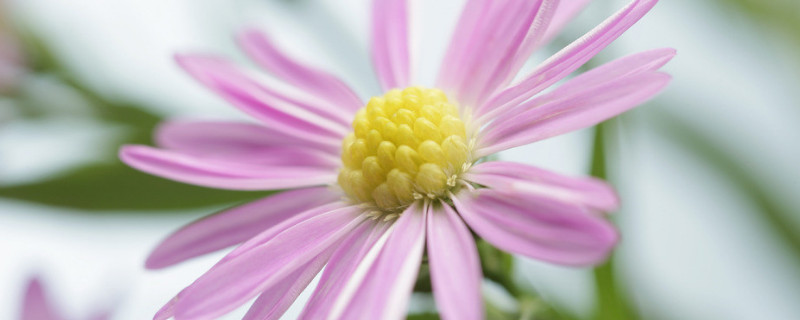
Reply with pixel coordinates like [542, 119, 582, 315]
[590, 121, 640, 320]
[0, 163, 270, 211]
[652, 111, 800, 261]
[407, 313, 440, 320]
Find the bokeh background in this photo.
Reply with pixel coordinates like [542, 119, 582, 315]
[1, 0, 799, 319]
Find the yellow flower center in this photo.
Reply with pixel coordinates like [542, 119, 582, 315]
[338, 86, 472, 213]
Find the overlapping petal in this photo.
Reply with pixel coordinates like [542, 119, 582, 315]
[241, 250, 331, 320]
[171, 206, 365, 319]
[477, 0, 660, 121]
[119, 145, 336, 190]
[477, 72, 671, 156]
[156, 120, 340, 158]
[466, 161, 618, 211]
[339, 203, 427, 320]
[427, 202, 483, 320]
[145, 187, 339, 269]
[176, 54, 350, 140]
[372, 0, 411, 91]
[237, 29, 363, 113]
[438, 0, 556, 107]
[453, 189, 618, 266]
[300, 220, 391, 319]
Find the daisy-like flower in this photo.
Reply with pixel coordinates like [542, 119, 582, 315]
[121, 0, 673, 319]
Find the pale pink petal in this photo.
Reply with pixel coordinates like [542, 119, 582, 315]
[145, 187, 339, 269]
[339, 203, 427, 320]
[242, 252, 330, 320]
[172, 206, 365, 319]
[372, 0, 411, 91]
[477, 0, 661, 121]
[427, 202, 483, 320]
[299, 220, 391, 319]
[547, 48, 676, 98]
[152, 202, 349, 320]
[437, 0, 556, 107]
[21, 277, 62, 320]
[484, 49, 675, 133]
[156, 120, 340, 157]
[453, 189, 617, 266]
[477, 72, 671, 156]
[539, 0, 594, 46]
[237, 29, 363, 113]
[466, 161, 619, 212]
[119, 145, 337, 190]
[176, 54, 350, 140]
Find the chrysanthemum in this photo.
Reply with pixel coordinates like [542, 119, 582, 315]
[121, 0, 673, 319]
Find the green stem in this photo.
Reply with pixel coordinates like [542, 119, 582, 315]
[589, 122, 639, 320]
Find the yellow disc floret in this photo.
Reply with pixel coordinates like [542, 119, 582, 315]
[338, 86, 472, 212]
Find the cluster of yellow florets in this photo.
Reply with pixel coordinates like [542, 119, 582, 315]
[338, 86, 472, 212]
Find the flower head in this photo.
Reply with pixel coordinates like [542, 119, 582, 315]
[121, 0, 673, 319]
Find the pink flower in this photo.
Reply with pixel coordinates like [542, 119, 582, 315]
[120, 0, 673, 319]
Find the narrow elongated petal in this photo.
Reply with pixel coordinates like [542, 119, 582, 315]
[453, 189, 617, 266]
[299, 220, 391, 319]
[153, 202, 349, 320]
[484, 49, 675, 133]
[437, 0, 556, 107]
[540, 0, 594, 46]
[146, 187, 339, 269]
[242, 252, 330, 320]
[21, 277, 62, 320]
[478, 0, 660, 121]
[372, 0, 411, 90]
[466, 161, 618, 211]
[177, 54, 350, 140]
[156, 120, 340, 158]
[173, 206, 365, 319]
[477, 72, 670, 156]
[427, 202, 483, 320]
[339, 203, 427, 320]
[237, 29, 363, 113]
[120, 145, 336, 190]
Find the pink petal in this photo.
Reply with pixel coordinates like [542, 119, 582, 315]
[339, 203, 427, 320]
[176, 54, 350, 140]
[477, 72, 671, 156]
[156, 120, 340, 158]
[145, 187, 339, 269]
[453, 189, 618, 266]
[119, 145, 337, 190]
[300, 220, 391, 319]
[152, 202, 349, 320]
[546, 48, 676, 98]
[172, 206, 365, 319]
[437, 0, 556, 107]
[539, 0, 594, 46]
[21, 277, 62, 320]
[372, 0, 411, 90]
[465, 161, 619, 212]
[237, 29, 363, 113]
[242, 252, 330, 320]
[427, 202, 483, 320]
[477, 0, 661, 121]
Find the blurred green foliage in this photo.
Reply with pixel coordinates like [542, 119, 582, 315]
[0, 31, 270, 211]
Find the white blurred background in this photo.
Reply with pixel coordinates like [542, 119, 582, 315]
[1, 0, 799, 319]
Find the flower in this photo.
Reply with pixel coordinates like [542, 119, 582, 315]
[120, 0, 673, 319]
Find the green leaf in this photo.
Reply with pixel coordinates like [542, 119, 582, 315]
[406, 313, 440, 320]
[0, 162, 271, 211]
